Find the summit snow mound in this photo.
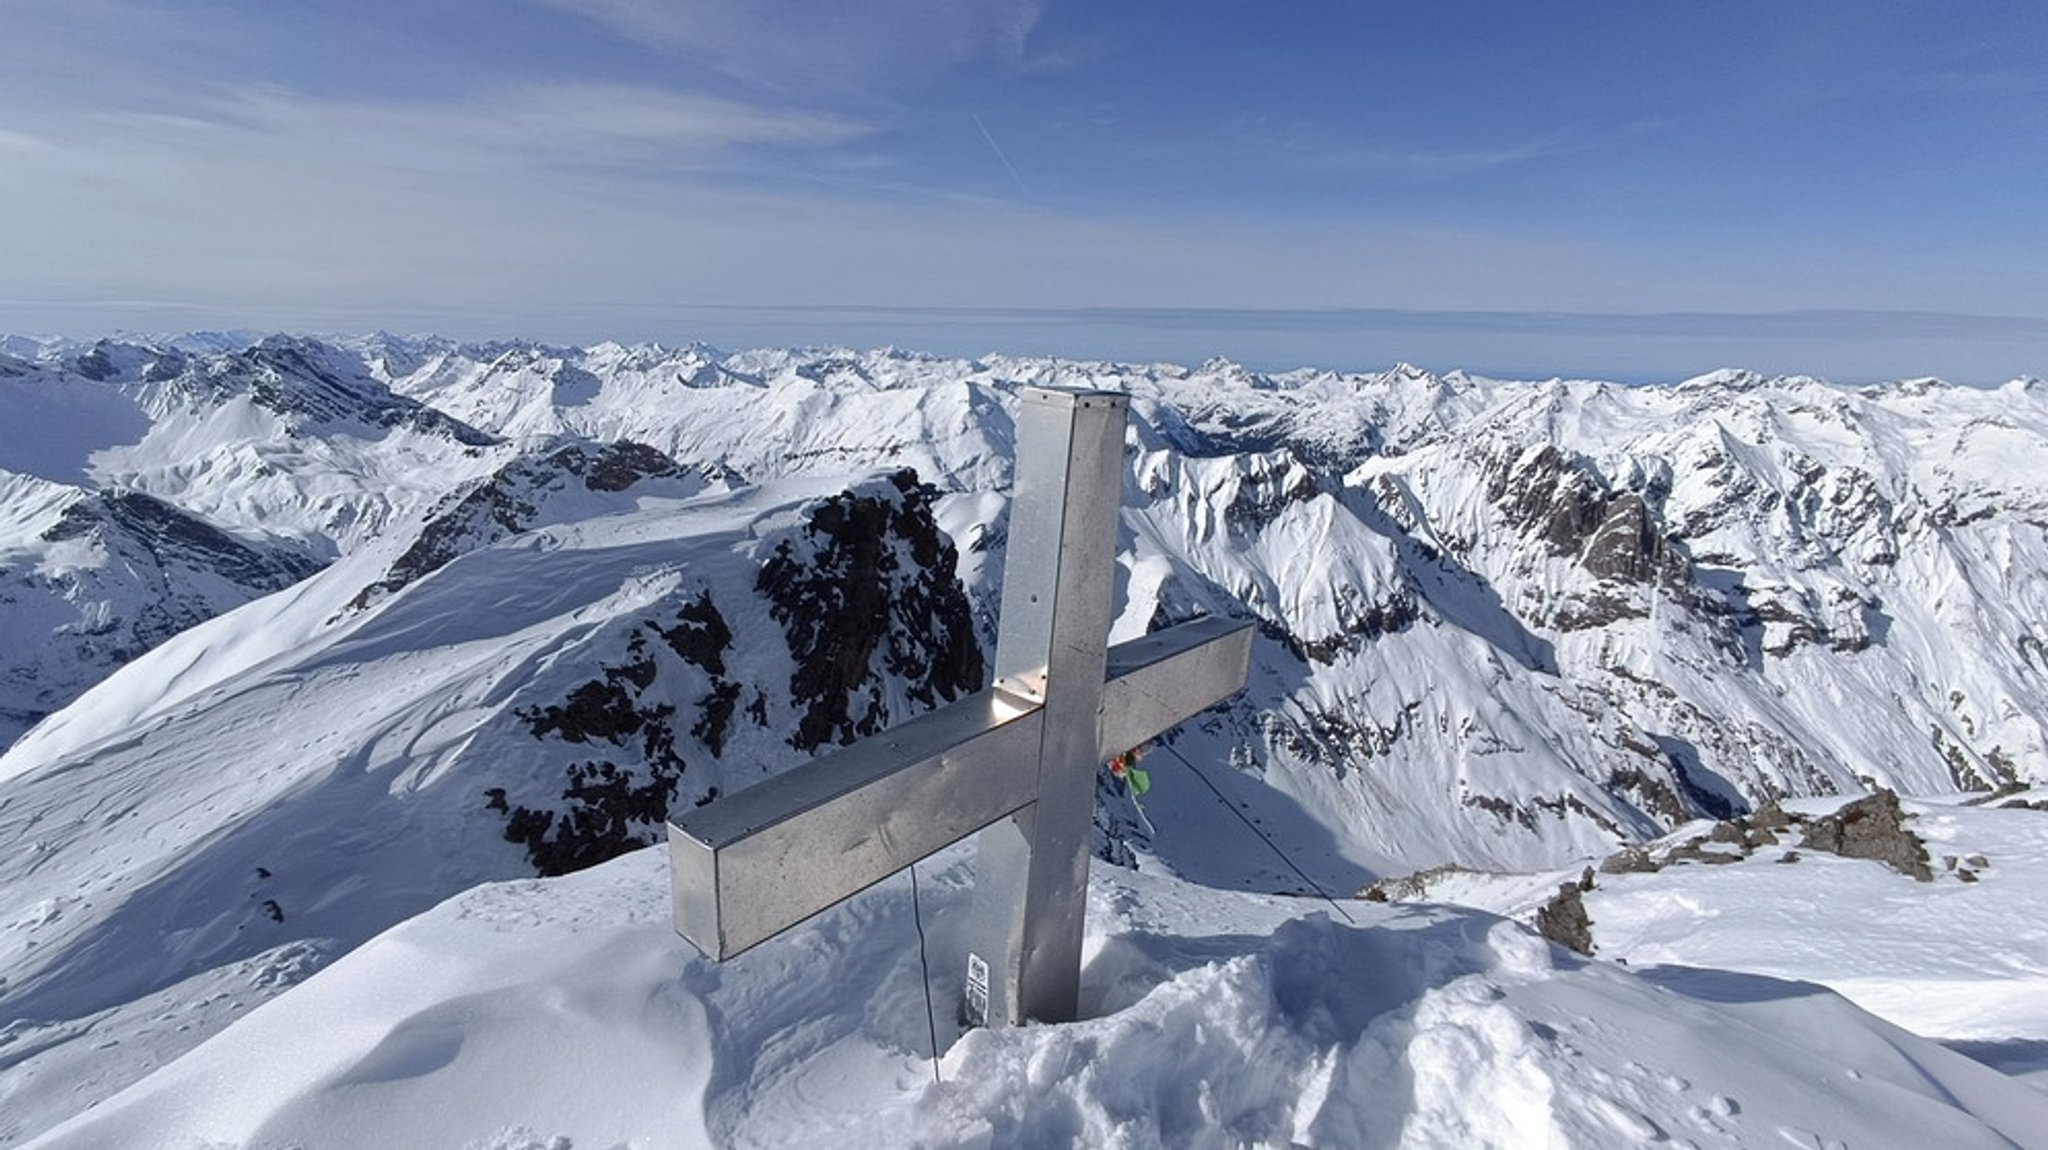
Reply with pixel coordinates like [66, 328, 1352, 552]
[21, 848, 2048, 1150]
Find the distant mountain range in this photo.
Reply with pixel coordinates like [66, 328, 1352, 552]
[5, 335, 2041, 852]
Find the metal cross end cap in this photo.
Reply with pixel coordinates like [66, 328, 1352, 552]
[1016, 385, 1129, 412]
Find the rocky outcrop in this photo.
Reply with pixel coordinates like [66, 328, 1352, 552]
[758, 470, 985, 752]
[1222, 454, 1321, 533]
[1483, 444, 1687, 631]
[495, 469, 986, 875]
[1798, 789, 1933, 881]
[1534, 869, 1597, 956]
[1594, 792, 1933, 883]
[503, 620, 708, 876]
[1485, 444, 1683, 585]
[1289, 588, 1420, 664]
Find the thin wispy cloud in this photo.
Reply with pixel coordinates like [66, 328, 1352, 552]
[30, 82, 871, 190]
[1899, 68, 2047, 98]
[529, 0, 1054, 100]
[0, 128, 56, 154]
[1293, 120, 1678, 181]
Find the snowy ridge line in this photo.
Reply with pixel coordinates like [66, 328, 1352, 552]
[4, 331, 2045, 862]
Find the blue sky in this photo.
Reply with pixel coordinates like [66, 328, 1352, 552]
[3, 1, 2044, 382]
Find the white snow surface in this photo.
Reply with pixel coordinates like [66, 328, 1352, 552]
[19, 844, 2048, 1150]
[1587, 794, 2048, 1091]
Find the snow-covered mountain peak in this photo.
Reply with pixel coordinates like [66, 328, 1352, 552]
[160, 336, 498, 447]
[347, 438, 724, 611]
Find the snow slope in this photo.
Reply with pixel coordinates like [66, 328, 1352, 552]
[1587, 793, 2048, 1090]
[0, 467, 992, 1139]
[21, 846, 2048, 1150]
[1368, 790, 2048, 1094]
[0, 337, 508, 745]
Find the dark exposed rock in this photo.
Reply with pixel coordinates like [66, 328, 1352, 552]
[20, 490, 323, 696]
[1603, 765, 1689, 826]
[1289, 587, 1420, 665]
[503, 758, 681, 876]
[1270, 701, 1423, 775]
[1750, 800, 1793, 829]
[757, 470, 984, 752]
[494, 471, 986, 877]
[1530, 793, 1627, 840]
[1463, 793, 1537, 832]
[1798, 789, 1933, 881]
[1547, 590, 1648, 632]
[1534, 871, 1595, 956]
[653, 593, 732, 676]
[1580, 493, 1668, 583]
[1608, 790, 1934, 880]
[505, 630, 697, 875]
[1598, 846, 1659, 875]
[1928, 724, 2017, 793]
[1358, 863, 1491, 902]
[1222, 454, 1321, 533]
[1488, 445, 1609, 557]
[517, 658, 666, 747]
[692, 680, 741, 758]
[1664, 837, 1743, 866]
[1484, 444, 1687, 634]
[581, 441, 682, 491]
[72, 345, 118, 380]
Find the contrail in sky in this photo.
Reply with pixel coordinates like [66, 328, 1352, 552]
[971, 113, 1029, 195]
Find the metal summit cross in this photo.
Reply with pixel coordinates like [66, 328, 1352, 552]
[666, 387, 1252, 1028]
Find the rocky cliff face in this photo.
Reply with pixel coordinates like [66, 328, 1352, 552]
[757, 469, 986, 753]
[488, 469, 985, 876]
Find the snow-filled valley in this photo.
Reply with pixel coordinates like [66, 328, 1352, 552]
[2, 332, 2046, 1147]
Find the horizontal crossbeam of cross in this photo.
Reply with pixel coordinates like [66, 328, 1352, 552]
[668, 614, 1251, 961]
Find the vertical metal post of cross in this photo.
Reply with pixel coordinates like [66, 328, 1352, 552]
[959, 387, 1126, 1028]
